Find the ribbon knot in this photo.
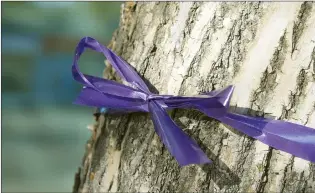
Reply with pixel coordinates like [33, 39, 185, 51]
[72, 37, 315, 166]
[147, 94, 166, 101]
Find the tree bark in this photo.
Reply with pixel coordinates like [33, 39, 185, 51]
[73, 2, 315, 193]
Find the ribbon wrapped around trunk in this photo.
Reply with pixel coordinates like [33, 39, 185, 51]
[72, 37, 315, 166]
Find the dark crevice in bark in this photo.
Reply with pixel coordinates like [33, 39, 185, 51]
[280, 157, 295, 193]
[279, 158, 312, 193]
[167, 3, 201, 93]
[108, 180, 114, 191]
[233, 136, 255, 192]
[228, 2, 262, 79]
[200, 19, 236, 91]
[250, 30, 288, 114]
[297, 171, 308, 193]
[178, 16, 213, 95]
[300, 171, 307, 193]
[280, 69, 308, 120]
[198, 3, 262, 93]
[303, 103, 315, 126]
[291, 2, 313, 57]
[183, 2, 203, 42]
[309, 163, 315, 192]
[114, 115, 133, 151]
[140, 5, 168, 85]
[139, 3, 176, 91]
[256, 147, 273, 193]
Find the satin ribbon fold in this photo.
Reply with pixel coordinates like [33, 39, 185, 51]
[72, 37, 315, 166]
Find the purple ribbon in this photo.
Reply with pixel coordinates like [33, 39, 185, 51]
[72, 37, 315, 166]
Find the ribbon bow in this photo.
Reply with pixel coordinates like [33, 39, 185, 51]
[72, 37, 315, 166]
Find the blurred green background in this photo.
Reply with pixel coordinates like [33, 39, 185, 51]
[2, 2, 122, 192]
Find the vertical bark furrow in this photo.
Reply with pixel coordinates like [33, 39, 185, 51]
[279, 157, 295, 193]
[308, 163, 315, 192]
[255, 147, 273, 193]
[280, 69, 308, 120]
[250, 31, 288, 114]
[292, 2, 313, 56]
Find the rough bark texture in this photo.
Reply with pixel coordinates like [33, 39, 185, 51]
[73, 2, 315, 193]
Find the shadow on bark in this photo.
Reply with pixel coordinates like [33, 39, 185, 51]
[172, 107, 277, 189]
[92, 107, 274, 190]
[90, 77, 278, 190]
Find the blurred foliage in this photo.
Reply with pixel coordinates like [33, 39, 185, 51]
[2, 2, 122, 192]
[2, 2, 121, 40]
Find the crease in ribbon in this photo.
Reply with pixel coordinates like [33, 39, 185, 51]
[72, 37, 315, 166]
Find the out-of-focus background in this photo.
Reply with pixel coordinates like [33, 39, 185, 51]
[2, 2, 122, 192]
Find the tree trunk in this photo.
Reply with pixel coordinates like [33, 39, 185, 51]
[73, 2, 315, 193]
